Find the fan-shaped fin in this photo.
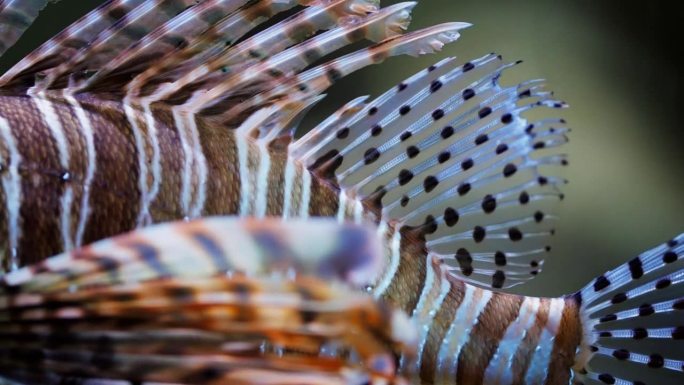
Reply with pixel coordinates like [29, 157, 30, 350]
[294, 53, 569, 289]
[573, 234, 684, 385]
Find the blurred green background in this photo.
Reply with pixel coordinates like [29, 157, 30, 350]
[1, 1, 682, 296]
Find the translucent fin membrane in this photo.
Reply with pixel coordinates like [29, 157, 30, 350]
[0, 218, 413, 383]
[574, 234, 684, 385]
[0, 0, 147, 88]
[295, 53, 568, 289]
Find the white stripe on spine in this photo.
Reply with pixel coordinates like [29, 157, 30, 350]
[435, 285, 493, 385]
[254, 142, 271, 218]
[336, 189, 347, 222]
[484, 296, 541, 384]
[281, 156, 296, 219]
[372, 222, 400, 298]
[172, 108, 193, 217]
[298, 168, 311, 218]
[142, 102, 162, 224]
[412, 258, 450, 373]
[0, 116, 22, 271]
[124, 99, 149, 227]
[33, 92, 74, 251]
[63, 92, 96, 248]
[524, 297, 565, 385]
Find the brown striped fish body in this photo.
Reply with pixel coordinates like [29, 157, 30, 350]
[2, 1, 684, 385]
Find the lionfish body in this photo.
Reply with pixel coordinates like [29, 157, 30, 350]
[0, 1, 682, 385]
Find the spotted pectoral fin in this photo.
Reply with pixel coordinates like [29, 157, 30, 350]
[573, 234, 684, 385]
[294, 53, 569, 290]
[0, 273, 413, 385]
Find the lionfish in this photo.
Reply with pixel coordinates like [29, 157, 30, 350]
[0, 0, 681, 384]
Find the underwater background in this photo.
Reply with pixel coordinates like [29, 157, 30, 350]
[1, 0, 682, 297]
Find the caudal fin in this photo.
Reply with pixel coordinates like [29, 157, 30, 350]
[574, 234, 684, 385]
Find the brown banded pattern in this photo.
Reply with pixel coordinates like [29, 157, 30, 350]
[7, 2, 682, 385]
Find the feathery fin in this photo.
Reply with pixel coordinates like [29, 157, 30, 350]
[573, 234, 684, 385]
[294, 53, 568, 289]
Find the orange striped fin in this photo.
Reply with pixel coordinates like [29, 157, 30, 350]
[0, 274, 414, 384]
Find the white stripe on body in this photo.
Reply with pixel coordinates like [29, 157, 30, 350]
[32, 92, 74, 251]
[123, 99, 150, 227]
[63, 92, 96, 249]
[372, 223, 400, 298]
[524, 297, 566, 385]
[186, 114, 207, 219]
[281, 156, 296, 219]
[254, 142, 271, 218]
[435, 284, 493, 385]
[236, 132, 251, 216]
[142, 102, 162, 224]
[298, 168, 311, 218]
[412, 257, 451, 374]
[484, 296, 541, 384]
[336, 189, 347, 222]
[0, 116, 22, 271]
[172, 108, 194, 218]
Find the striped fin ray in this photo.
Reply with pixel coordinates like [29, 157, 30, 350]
[33, 0, 211, 90]
[155, 1, 416, 110]
[296, 53, 568, 289]
[0, 0, 57, 58]
[0, 0, 147, 89]
[127, 0, 375, 97]
[573, 234, 684, 385]
[2, 217, 384, 293]
[0, 276, 413, 384]
[74, 0, 261, 92]
[219, 23, 470, 128]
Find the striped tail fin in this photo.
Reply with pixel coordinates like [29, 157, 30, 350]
[573, 234, 684, 385]
[0, 217, 415, 385]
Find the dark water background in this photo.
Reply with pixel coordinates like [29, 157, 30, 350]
[1, 0, 682, 297]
